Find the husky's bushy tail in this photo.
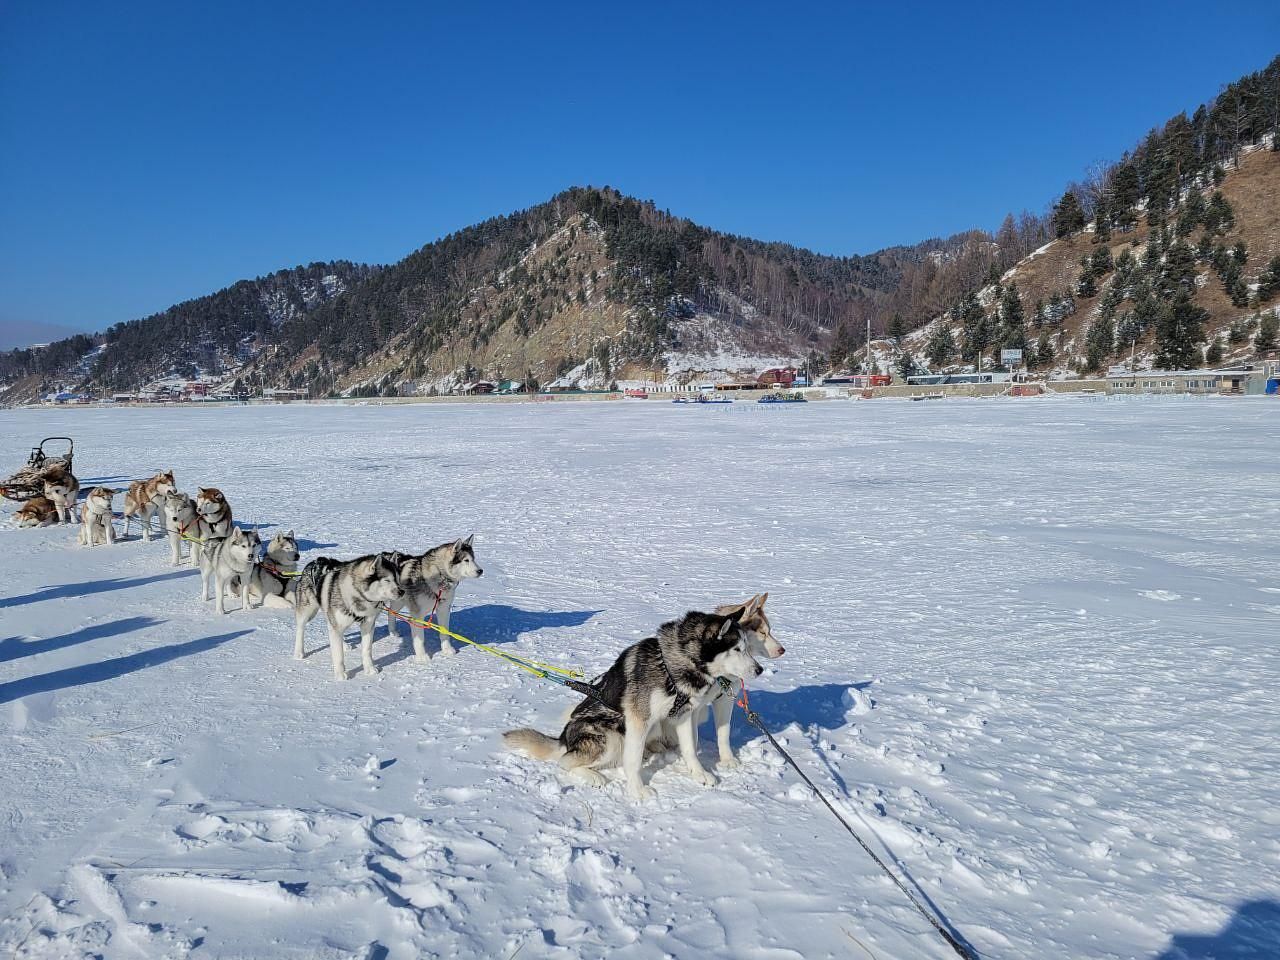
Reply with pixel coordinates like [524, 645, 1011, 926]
[503, 728, 564, 760]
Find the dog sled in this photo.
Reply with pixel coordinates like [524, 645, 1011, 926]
[1, 437, 75, 502]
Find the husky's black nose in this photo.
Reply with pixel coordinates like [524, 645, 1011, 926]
[476, 567, 484, 577]
[751, 662, 763, 678]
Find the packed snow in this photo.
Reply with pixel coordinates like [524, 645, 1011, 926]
[1, 397, 1277, 959]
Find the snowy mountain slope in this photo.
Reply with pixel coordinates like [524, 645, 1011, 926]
[1, 399, 1278, 959]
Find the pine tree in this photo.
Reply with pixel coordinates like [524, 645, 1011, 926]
[888, 313, 906, 341]
[1204, 336, 1224, 365]
[1084, 316, 1115, 372]
[998, 284, 1027, 349]
[1036, 331, 1055, 367]
[829, 321, 857, 369]
[1154, 294, 1209, 369]
[1256, 312, 1279, 353]
[924, 323, 955, 367]
[896, 350, 918, 379]
[1257, 256, 1280, 301]
[1053, 190, 1087, 238]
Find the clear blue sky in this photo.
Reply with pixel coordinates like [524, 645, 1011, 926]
[2, 1, 1278, 341]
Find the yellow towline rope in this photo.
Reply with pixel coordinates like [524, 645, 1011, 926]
[381, 606, 584, 679]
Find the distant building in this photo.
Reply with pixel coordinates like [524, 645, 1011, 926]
[1106, 368, 1259, 395]
[757, 367, 797, 388]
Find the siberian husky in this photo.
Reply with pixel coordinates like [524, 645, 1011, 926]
[504, 609, 762, 801]
[384, 535, 483, 661]
[162, 491, 198, 566]
[293, 553, 403, 680]
[243, 530, 300, 608]
[77, 487, 116, 546]
[122, 470, 175, 540]
[199, 526, 261, 614]
[15, 496, 58, 527]
[42, 467, 80, 524]
[654, 593, 784, 768]
[193, 488, 233, 563]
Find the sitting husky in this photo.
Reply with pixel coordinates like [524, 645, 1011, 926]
[293, 553, 403, 680]
[384, 535, 483, 661]
[77, 487, 116, 546]
[652, 593, 784, 769]
[199, 526, 261, 615]
[504, 609, 762, 801]
[243, 530, 300, 608]
[122, 470, 175, 540]
[162, 491, 197, 566]
[42, 467, 80, 524]
[193, 488, 233, 563]
[15, 496, 58, 527]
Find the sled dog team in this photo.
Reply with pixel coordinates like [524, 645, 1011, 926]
[15, 466, 789, 801]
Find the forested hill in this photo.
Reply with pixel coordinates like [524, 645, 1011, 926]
[906, 55, 1280, 378]
[4, 54, 1280, 399]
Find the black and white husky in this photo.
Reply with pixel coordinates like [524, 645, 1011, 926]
[293, 553, 403, 680]
[162, 491, 197, 566]
[199, 526, 261, 615]
[504, 609, 762, 801]
[384, 535, 483, 661]
[655, 593, 785, 768]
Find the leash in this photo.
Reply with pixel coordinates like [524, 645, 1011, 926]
[176, 518, 205, 545]
[720, 678, 976, 960]
[259, 560, 302, 578]
[380, 604, 610, 707]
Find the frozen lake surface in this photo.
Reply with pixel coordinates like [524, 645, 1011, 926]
[1, 397, 1277, 959]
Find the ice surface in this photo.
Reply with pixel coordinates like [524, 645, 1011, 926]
[1, 397, 1277, 958]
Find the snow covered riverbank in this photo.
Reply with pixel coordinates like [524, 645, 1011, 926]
[1, 397, 1277, 959]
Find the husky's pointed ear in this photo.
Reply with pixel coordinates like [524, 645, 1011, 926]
[746, 593, 766, 615]
[287, 529, 295, 539]
[464, 533, 474, 547]
[197, 487, 206, 495]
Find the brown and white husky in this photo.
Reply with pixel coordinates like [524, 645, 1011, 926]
[122, 470, 175, 540]
[42, 467, 80, 525]
[15, 496, 59, 527]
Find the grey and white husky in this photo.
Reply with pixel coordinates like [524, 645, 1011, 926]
[293, 553, 403, 680]
[162, 491, 198, 566]
[243, 530, 300, 608]
[504, 609, 762, 801]
[384, 535, 483, 661]
[199, 526, 261, 615]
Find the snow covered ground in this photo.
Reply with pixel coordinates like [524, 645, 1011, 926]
[1, 396, 1277, 960]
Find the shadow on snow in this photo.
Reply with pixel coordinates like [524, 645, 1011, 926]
[0, 569, 196, 610]
[0, 616, 163, 664]
[0, 629, 253, 704]
[1151, 900, 1280, 959]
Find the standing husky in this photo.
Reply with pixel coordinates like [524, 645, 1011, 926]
[384, 535, 483, 661]
[293, 553, 403, 680]
[504, 609, 762, 801]
[122, 470, 175, 540]
[656, 593, 784, 768]
[77, 487, 116, 546]
[42, 467, 80, 524]
[244, 530, 300, 608]
[199, 526, 261, 614]
[15, 496, 59, 527]
[162, 491, 198, 566]
[193, 488, 233, 563]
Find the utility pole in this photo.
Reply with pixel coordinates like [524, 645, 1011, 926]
[865, 315, 872, 384]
